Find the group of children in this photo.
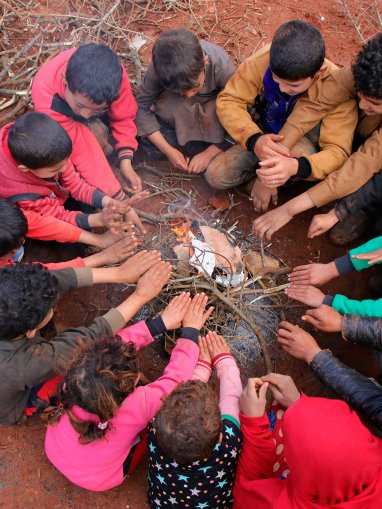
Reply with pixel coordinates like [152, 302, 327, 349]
[1, 16, 382, 509]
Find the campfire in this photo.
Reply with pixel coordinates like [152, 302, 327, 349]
[171, 221, 245, 287]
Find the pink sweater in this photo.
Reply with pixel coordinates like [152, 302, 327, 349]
[45, 321, 199, 491]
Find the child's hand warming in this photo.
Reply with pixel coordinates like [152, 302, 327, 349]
[198, 335, 212, 364]
[161, 292, 191, 330]
[117, 250, 162, 283]
[352, 247, 382, 265]
[182, 293, 214, 329]
[302, 305, 343, 333]
[205, 331, 230, 359]
[277, 321, 322, 364]
[252, 203, 293, 239]
[288, 262, 339, 286]
[136, 261, 172, 301]
[97, 235, 141, 265]
[285, 284, 325, 307]
[240, 378, 269, 418]
[307, 209, 339, 239]
[260, 373, 300, 408]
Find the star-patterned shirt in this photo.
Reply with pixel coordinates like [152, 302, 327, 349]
[147, 417, 242, 509]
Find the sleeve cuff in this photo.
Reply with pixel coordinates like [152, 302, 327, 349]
[91, 189, 107, 209]
[334, 254, 354, 275]
[246, 133, 263, 152]
[102, 308, 127, 334]
[75, 213, 90, 230]
[112, 189, 130, 202]
[323, 294, 334, 306]
[341, 313, 360, 341]
[179, 327, 199, 343]
[116, 146, 135, 163]
[296, 157, 312, 179]
[145, 316, 167, 337]
[213, 352, 235, 368]
[73, 267, 93, 288]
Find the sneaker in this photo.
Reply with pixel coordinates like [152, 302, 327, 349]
[329, 212, 370, 246]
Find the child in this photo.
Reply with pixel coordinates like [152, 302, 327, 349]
[45, 293, 214, 491]
[253, 33, 382, 240]
[0, 112, 146, 233]
[234, 374, 382, 508]
[0, 251, 164, 426]
[136, 28, 235, 174]
[0, 198, 138, 270]
[32, 43, 141, 194]
[147, 331, 242, 509]
[214, 20, 356, 212]
[277, 319, 382, 432]
[287, 234, 382, 317]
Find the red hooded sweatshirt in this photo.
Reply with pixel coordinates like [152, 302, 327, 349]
[234, 396, 382, 509]
[32, 48, 138, 199]
[0, 123, 106, 229]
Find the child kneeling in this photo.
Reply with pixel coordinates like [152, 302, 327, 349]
[147, 332, 242, 509]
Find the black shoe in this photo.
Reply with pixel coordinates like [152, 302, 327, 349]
[329, 212, 370, 246]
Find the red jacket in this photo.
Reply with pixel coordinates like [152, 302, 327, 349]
[0, 123, 105, 229]
[24, 209, 82, 243]
[32, 48, 138, 198]
[233, 397, 382, 509]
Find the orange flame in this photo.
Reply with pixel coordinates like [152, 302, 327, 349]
[171, 220, 192, 245]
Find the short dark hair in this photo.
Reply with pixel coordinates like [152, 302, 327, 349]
[66, 44, 122, 105]
[8, 112, 72, 169]
[152, 28, 204, 91]
[49, 337, 139, 444]
[0, 199, 27, 257]
[0, 264, 58, 339]
[154, 380, 221, 463]
[353, 33, 382, 99]
[270, 20, 325, 80]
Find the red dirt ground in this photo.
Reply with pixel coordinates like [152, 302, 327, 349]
[0, 2, 377, 508]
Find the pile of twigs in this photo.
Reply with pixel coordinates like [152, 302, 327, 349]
[123, 173, 292, 373]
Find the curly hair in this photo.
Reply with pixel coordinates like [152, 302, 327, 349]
[0, 264, 58, 339]
[353, 33, 382, 99]
[49, 336, 139, 444]
[154, 380, 221, 464]
[0, 199, 27, 258]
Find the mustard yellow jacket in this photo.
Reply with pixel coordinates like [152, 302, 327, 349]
[216, 45, 358, 181]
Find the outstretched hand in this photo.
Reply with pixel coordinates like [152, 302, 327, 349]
[277, 321, 322, 364]
[252, 204, 293, 240]
[302, 305, 343, 333]
[117, 250, 162, 283]
[161, 292, 191, 330]
[205, 331, 230, 359]
[182, 293, 214, 330]
[288, 262, 339, 286]
[352, 247, 382, 265]
[307, 209, 339, 239]
[285, 283, 325, 307]
[135, 261, 172, 302]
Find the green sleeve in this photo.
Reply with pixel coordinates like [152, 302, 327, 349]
[332, 294, 382, 317]
[349, 236, 382, 271]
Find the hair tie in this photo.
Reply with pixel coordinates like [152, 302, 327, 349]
[97, 421, 108, 430]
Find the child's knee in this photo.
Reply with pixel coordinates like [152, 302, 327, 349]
[205, 145, 256, 189]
